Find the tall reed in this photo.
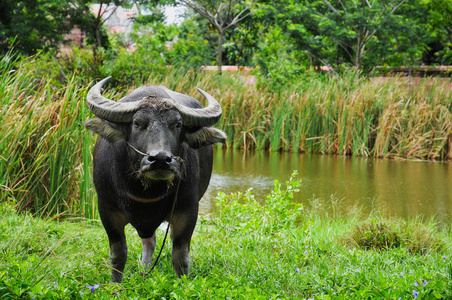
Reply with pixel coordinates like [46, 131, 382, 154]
[145, 69, 452, 160]
[0, 55, 97, 218]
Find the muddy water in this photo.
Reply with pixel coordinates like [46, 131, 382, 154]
[200, 150, 452, 223]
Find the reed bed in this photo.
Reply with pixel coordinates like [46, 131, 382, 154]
[1, 53, 451, 217]
[145, 70, 452, 160]
[0, 55, 97, 218]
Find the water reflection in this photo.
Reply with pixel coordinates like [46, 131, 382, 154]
[201, 150, 452, 223]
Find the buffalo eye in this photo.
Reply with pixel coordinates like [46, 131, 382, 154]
[175, 121, 182, 130]
[133, 120, 143, 129]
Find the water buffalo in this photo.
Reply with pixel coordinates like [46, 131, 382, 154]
[84, 77, 226, 282]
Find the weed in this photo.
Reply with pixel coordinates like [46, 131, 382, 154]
[348, 220, 402, 251]
[345, 218, 447, 254]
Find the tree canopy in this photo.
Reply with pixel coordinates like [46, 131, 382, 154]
[2, 0, 451, 80]
[0, 0, 72, 55]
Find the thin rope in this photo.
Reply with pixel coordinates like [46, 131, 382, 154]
[143, 176, 180, 277]
[129, 142, 185, 277]
[127, 142, 149, 156]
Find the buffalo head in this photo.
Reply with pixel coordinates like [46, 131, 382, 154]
[85, 77, 226, 187]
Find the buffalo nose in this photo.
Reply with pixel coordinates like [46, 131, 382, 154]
[146, 151, 173, 165]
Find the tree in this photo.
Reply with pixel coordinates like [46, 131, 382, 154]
[0, 0, 72, 55]
[311, 0, 408, 70]
[252, 0, 441, 72]
[66, 1, 165, 65]
[423, 0, 452, 64]
[178, 0, 254, 74]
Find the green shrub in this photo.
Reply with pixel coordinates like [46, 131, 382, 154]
[20, 47, 106, 88]
[213, 171, 303, 234]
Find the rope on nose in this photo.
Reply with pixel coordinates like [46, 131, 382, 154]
[127, 142, 149, 156]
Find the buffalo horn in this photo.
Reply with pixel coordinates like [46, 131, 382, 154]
[86, 77, 140, 122]
[172, 88, 222, 128]
[87, 77, 222, 127]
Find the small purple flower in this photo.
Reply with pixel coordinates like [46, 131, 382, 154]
[399, 272, 404, 277]
[295, 268, 300, 273]
[304, 250, 308, 255]
[87, 284, 100, 294]
[77, 236, 81, 240]
[414, 280, 419, 287]
[422, 280, 428, 287]
[356, 268, 360, 272]
[413, 290, 419, 298]
[443, 255, 446, 262]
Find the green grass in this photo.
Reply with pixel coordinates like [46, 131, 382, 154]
[1, 173, 452, 299]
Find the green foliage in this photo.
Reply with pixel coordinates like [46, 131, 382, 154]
[104, 28, 169, 86]
[214, 171, 303, 234]
[252, 0, 452, 73]
[0, 0, 72, 55]
[252, 25, 307, 89]
[169, 36, 212, 68]
[20, 47, 106, 88]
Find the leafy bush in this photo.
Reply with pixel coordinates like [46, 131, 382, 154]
[213, 171, 303, 234]
[252, 26, 309, 90]
[19, 46, 106, 88]
[167, 35, 213, 68]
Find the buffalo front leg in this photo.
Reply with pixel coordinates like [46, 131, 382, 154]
[170, 211, 198, 277]
[141, 234, 156, 268]
[109, 239, 128, 283]
[99, 210, 128, 283]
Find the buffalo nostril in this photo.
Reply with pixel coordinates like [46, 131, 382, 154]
[147, 151, 172, 165]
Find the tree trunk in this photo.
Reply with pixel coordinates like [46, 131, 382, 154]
[92, 23, 102, 67]
[95, 24, 102, 48]
[217, 30, 223, 75]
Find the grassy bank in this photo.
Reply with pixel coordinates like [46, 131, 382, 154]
[1, 174, 451, 299]
[18, 51, 452, 161]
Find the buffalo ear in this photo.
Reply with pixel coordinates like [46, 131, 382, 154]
[84, 118, 126, 142]
[184, 127, 227, 149]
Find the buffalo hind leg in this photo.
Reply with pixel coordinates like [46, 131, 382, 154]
[141, 234, 156, 268]
[170, 211, 198, 277]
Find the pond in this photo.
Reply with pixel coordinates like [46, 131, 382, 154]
[201, 150, 452, 223]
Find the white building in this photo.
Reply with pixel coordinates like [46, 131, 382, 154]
[90, 3, 139, 36]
